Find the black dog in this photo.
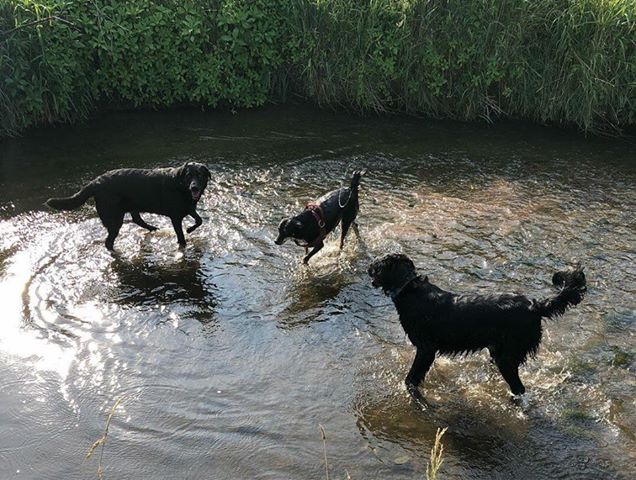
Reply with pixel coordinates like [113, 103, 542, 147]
[45, 162, 211, 250]
[275, 171, 365, 264]
[368, 254, 586, 400]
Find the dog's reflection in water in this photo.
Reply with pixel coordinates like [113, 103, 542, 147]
[110, 246, 216, 323]
[277, 267, 353, 327]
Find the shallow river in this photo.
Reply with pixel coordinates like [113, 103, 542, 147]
[0, 107, 634, 479]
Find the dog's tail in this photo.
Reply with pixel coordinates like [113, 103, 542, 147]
[45, 182, 96, 210]
[349, 169, 366, 192]
[532, 266, 587, 319]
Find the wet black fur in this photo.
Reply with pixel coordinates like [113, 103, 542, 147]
[275, 170, 365, 264]
[45, 162, 211, 250]
[368, 254, 587, 399]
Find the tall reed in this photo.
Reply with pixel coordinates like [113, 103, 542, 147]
[1, 0, 635, 136]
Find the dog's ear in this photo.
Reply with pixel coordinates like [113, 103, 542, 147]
[202, 164, 211, 180]
[285, 219, 303, 235]
[176, 163, 190, 184]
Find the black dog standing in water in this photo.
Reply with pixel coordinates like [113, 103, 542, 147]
[368, 254, 586, 401]
[45, 162, 211, 250]
[275, 170, 365, 264]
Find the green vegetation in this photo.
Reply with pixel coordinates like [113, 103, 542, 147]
[1, 0, 635, 136]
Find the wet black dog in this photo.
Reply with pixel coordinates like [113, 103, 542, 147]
[45, 162, 211, 250]
[368, 254, 586, 400]
[275, 170, 365, 264]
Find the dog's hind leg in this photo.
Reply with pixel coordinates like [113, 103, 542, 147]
[495, 358, 525, 395]
[103, 214, 124, 251]
[340, 201, 359, 249]
[131, 212, 158, 231]
[405, 347, 436, 398]
[96, 201, 124, 251]
[340, 210, 360, 249]
[352, 222, 361, 239]
[339, 220, 352, 250]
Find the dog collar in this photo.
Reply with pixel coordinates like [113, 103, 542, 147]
[389, 274, 419, 301]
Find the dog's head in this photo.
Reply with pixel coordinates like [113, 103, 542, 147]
[368, 254, 417, 294]
[178, 162, 211, 202]
[275, 217, 303, 245]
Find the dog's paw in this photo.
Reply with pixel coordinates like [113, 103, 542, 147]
[510, 393, 529, 408]
[186, 226, 197, 234]
[407, 387, 434, 410]
[406, 383, 427, 405]
[147, 225, 159, 232]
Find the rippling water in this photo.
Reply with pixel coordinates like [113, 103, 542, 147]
[0, 107, 634, 479]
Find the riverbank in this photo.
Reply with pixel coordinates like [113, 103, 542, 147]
[2, 0, 635, 136]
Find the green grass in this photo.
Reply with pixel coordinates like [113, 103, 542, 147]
[2, 0, 635, 136]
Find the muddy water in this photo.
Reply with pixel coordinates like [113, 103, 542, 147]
[0, 106, 634, 479]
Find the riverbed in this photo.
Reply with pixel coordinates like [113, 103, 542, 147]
[0, 106, 634, 479]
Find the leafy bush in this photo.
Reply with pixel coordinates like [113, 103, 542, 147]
[1, 0, 635, 136]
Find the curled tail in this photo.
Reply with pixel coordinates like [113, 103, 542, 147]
[45, 183, 95, 210]
[532, 266, 587, 319]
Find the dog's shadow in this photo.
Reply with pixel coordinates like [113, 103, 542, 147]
[109, 245, 217, 324]
[277, 265, 354, 327]
[353, 390, 625, 479]
[355, 390, 526, 469]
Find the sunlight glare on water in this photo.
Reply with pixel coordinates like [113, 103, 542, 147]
[0, 107, 634, 479]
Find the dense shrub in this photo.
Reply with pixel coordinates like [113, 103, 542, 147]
[1, 0, 635, 136]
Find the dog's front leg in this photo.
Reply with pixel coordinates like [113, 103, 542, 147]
[302, 242, 324, 264]
[405, 347, 435, 398]
[187, 211, 203, 234]
[171, 217, 187, 247]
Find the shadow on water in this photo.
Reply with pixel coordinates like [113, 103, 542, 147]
[275, 235, 374, 328]
[277, 266, 354, 328]
[110, 245, 217, 325]
[354, 390, 626, 479]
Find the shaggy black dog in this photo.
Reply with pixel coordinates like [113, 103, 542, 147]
[45, 162, 211, 250]
[368, 254, 586, 400]
[275, 170, 365, 264]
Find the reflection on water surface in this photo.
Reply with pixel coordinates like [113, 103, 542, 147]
[0, 106, 634, 479]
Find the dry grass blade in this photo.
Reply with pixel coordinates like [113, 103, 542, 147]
[426, 427, 447, 480]
[319, 424, 330, 480]
[85, 437, 105, 461]
[85, 397, 124, 479]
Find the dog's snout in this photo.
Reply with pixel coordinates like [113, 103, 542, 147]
[189, 181, 203, 201]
